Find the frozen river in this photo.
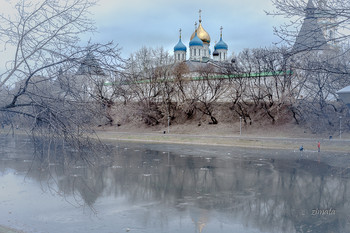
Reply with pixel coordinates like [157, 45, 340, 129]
[0, 135, 349, 233]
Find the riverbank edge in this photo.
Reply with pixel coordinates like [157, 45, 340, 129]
[93, 131, 350, 175]
[1, 128, 349, 153]
[0, 225, 25, 233]
[94, 131, 350, 153]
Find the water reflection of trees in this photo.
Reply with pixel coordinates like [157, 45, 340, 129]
[101, 149, 350, 233]
[1, 136, 350, 233]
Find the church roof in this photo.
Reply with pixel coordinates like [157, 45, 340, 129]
[337, 85, 350, 105]
[306, 0, 315, 10]
[76, 52, 106, 76]
[214, 37, 228, 50]
[189, 32, 204, 47]
[182, 60, 228, 73]
[174, 38, 187, 52]
[337, 85, 350, 94]
[190, 22, 211, 44]
[292, 0, 328, 53]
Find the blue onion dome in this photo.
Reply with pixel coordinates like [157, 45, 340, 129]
[214, 37, 228, 50]
[189, 31, 203, 47]
[174, 38, 187, 52]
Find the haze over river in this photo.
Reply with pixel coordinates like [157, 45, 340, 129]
[0, 135, 349, 233]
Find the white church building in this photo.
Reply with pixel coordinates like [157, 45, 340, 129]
[173, 10, 228, 63]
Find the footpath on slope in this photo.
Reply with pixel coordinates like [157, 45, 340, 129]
[95, 130, 350, 153]
[95, 128, 350, 169]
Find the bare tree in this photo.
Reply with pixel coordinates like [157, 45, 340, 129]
[192, 64, 228, 125]
[269, 0, 350, 49]
[267, 0, 350, 132]
[227, 76, 252, 125]
[124, 47, 173, 126]
[0, 0, 124, 141]
[287, 49, 350, 132]
[172, 62, 198, 120]
[235, 48, 295, 124]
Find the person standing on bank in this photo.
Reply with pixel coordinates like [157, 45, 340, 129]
[317, 141, 321, 152]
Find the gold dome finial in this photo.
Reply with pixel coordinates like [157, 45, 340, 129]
[220, 26, 223, 38]
[179, 28, 182, 39]
[190, 10, 210, 44]
[199, 9, 202, 23]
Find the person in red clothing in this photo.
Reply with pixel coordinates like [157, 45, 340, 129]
[317, 141, 321, 152]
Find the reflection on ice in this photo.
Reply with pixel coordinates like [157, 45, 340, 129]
[200, 167, 210, 171]
[0, 136, 349, 233]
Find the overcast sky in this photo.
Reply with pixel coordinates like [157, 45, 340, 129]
[0, 0, 290, 72]
[89, 0, 288, 58]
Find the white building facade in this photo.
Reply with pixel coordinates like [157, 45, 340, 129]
[174, 10, 228, 63]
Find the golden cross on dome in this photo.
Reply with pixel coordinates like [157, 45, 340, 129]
[199, 9, 202, 23]
[194, 21, 197, 31]
[220, 26, 223, 37]
[179, 28, 182, 39]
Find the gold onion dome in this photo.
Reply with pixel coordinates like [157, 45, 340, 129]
[190, 23, 210, 44]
